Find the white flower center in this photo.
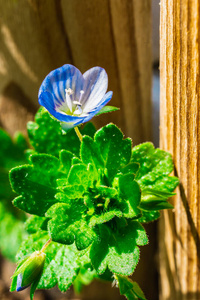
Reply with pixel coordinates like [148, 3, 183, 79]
[63, 88, 85, 116]
[65, 88, 74, 96]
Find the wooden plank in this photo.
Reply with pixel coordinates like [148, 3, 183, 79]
[61, 0, 152, 142]
[159, 0, 200, 299]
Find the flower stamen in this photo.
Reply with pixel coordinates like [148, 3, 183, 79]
[73, 102, 83, 115]
[73, 90, 84, 115]
[65, 88, 74, 95]
[79, 90, 84, 102]
[73, 101, 82, 106]
[65, 88, 73, 112]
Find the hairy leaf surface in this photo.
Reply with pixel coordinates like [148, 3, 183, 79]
[131, 142, 179, 222]
[90, 221, 148, 275]
[27, 108, 96, 157]
[10, 154, 67, 216]
[94, 124, 132, 183]
[46, 202, 96, 250]
[15, 231, 81, 292]
[116, 275, 147, 300]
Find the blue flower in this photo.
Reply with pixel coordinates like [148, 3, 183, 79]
[38, 64, 113, 129]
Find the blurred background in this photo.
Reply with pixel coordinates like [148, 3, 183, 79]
[0, 1, 160, 299]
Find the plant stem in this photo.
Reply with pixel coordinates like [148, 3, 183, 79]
[41, 239, 52, 253]
[74, 126, 83, 142]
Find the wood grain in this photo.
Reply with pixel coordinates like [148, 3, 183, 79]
[159, 0, 200, 299]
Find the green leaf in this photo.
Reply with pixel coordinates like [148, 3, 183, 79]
[115, 275, 147, 300]
[94, 124, 132, 183]
[67, 164, 95, 189]
[59, 150, 74, 175]
[147, 175, 179, 193]
[58, 185, 85, 199]
[15, 231, 81, 292]
[97, 185, 118, 199]
[24, 215, 48, 234]
[131, 143, 179, 222]
[95, 106, 119, 116]
[140, 189, 174, 211]
[27, 107, 96, 157]
[132, 143, 173, 178]
[0, 129, 28, 202]
[141, 189, 176, 201]
[81, 135, 104, 171]
[0, 129, 28, 261]
[30, 273, 42, 300]
[119, 163, 140, 176]
[138, 211, 160, 224]
[14, 132, 29, 152]
[140, 200, 173, 211]
[89, 209, 122, 227]
[46, 202, 96, 250]
[118, 174, 141, 218]
[84, 184, 122, 224]
[73, 263, 97, 294]
[90, 221, 148, 275]
[10, 154, 67, 216]
[132, 142, 179, 192]
[0, 129, 28, 170]
[0, 202, 27, 262]
[83, 194, 95, 215]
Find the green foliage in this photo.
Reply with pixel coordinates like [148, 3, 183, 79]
[46, 202, 96, 250]
[24, 215, 48, 234]
[10, 123, 178, 275]
[90, 221, 148, 276]
[14, 229, 102, 297]
[73, 260, 97, 294]
[94, 124, 132, 183]
[0, 130, 28, 202]
[115, 275, 147, 300]
[14, 231, 81, 292]
[95, 105, 119, 116]
[118, 174, 141, 218]
[0, 202, 27, 261]
[10, 154, 65, 216]
[132, 142, 179, 192]
[27, 107, 96, 157]
[7, 110, 179, 299]
[132, 142, 179, 223]
[0, 129, 28, 261]
[140, 189, 175, 211]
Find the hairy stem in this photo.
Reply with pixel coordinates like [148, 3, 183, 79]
[74, 126, 83, 142]
[41, 239, 52, 253]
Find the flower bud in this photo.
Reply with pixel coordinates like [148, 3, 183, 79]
[11, 250, 45, 293]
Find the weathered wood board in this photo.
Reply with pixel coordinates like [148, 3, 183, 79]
[159, 0, 200, 299]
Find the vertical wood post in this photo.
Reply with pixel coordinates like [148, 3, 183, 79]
[159, 0, 200, 299]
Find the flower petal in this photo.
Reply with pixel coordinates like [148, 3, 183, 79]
[16, 274, 30, 291]
[39, 64, 84, 111]
[82, 91, 113, 123]
[38, 65, 113, 129]
[39, 91, 84, 124]
[82, 67, 108, 112]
